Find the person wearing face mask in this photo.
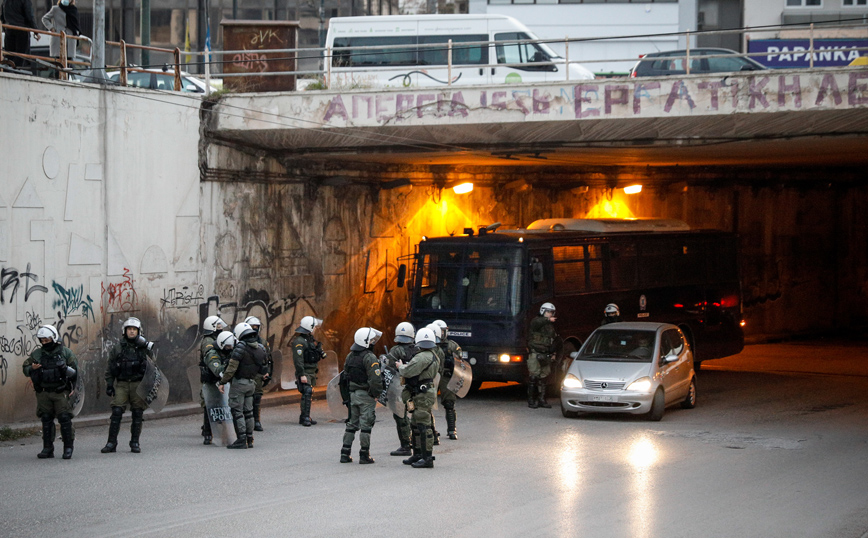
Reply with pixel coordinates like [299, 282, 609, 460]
[41, 0, 80, 61]
[339, 327, 384, 464]
[22, 325, 79, 460]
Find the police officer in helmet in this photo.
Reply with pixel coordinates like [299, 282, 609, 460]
[202, 330, 235, 443]
[291, 315, 326, 427]
[220, 323, 269, 449]
[340, 327, 384, 464]
[433, 319, 462, 440]
[23, 325, 79, 459]
[102, 317, 154, 453]
[384, 321, 415, 456]
[199, 315, 226, 444]
[244, 316, 273, 432]
[602, 303, 622, 325]
[397, 327, 440, 468]
[527, 303, 559, 409]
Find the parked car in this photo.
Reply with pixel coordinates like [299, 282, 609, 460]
[560, 322, 696, 421]
[629, 48, 766, 77]
[106, 69, 217, 93]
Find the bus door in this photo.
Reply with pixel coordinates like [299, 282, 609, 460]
[492, 31, 560, 85]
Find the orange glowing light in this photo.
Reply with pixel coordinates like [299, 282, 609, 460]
[585, 199, 636, 219]
[452, 183, 473, 194]
[623, 185, 643, 194]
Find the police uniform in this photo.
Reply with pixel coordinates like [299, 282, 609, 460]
[291, 331, 325, 426]
[102, 337, 153, 453]
[22, 342, 78, 459]
[340, 347, 383, 464]
[201, 343, 230, 443]
[430, 344, 445, 444]
[399, 347, 440, 468]
[198, 331, 219, 443]
[252, 334, 273, 432]
[527, 314, 558, 408]
[384, 342, 414, 455]
[437, 338, 462, 440]
[220, 334, 268, 449]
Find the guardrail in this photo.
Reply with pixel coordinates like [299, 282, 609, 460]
[2, 19, 866, 94]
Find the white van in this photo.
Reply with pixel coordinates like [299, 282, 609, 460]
[324, 14, 594, 89]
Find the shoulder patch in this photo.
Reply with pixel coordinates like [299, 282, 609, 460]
[297, 349, 303, 355]
[374, 369, 381, 376]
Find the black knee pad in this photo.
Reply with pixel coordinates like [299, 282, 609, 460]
[110, 406, 125, 418]
[131, 409, 144, 420]
[301, 384, 312, 397]
[41, 414, 55, 425]
[361, 429, 372, 434]
[443, 401, 455, 411]
[57, 412, 73, 424]
[243, 410, 254, 419]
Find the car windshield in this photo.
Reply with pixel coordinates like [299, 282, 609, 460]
[579, 330, 657, 362]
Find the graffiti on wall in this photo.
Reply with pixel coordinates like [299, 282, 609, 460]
[52, 281, 96, 321]
[160, 284, 206, 309]
[101, 268, 138, 314]
[1, 263, 48, 304]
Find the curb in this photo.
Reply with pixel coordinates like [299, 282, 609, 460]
[2, 387, 327, 431]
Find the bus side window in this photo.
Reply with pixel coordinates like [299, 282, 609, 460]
[531, 254, 553, 301]
[610, 242, 637, 290]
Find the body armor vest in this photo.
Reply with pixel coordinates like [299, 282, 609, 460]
[235, 341, 267, 379]
[344, 351, 369, 384]
[32, 347, 68, 392]
[113, 342, 147, 381]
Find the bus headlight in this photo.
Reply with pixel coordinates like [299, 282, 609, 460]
[499, 354, 510, 363]
[562, 374, 582, 389]
[627, 377, 652, 392]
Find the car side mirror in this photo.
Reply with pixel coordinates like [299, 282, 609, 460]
[664, 353, 679, 363]
[397, 264, 407, 288]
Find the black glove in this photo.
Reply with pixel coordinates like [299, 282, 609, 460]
[106, 385, 115, 397]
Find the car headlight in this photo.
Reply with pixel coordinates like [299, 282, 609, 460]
[627, 377, 652, 392]
[562, 373, 582, 389]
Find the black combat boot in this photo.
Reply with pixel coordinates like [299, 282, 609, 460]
[253, 393, 263, 432]
[59, 413, 74, 460]
[202, 408, 212, 445]
[411, 427, 435, 468]
[246, 435, 254, 448]
[227, 436, 248, 449]
[340, 445, 353, 463]
[537, 381, 552, 408]
[359, 449, 375, 464]
[129, 409, 144, 453]
[300, 389, 316, 426]
[403, 425, 425, 465]
[445, 405, 458, 440]
[101, 406, 124, 453]
[390, 435, 412, 457]
[527, 378, 539, 408]
[37, 416, 54, 459]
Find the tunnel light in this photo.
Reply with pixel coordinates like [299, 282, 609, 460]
[623, 184, 643, 194]
[453, 182, 474, 194]
[740, 320, 746, 327]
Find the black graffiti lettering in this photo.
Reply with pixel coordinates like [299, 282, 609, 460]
[0, 355, 8, 385]
[1, 264, 48, 304]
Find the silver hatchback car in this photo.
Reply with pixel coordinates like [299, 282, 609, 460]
[560, 322, 696, 421]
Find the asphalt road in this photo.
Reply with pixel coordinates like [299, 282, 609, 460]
[2, 340, 868, 538]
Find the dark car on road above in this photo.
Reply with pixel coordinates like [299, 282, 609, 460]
[630, 48, 766, 77]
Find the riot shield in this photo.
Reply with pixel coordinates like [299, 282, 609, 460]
[385, 373, 406, 417]
[318, 351, 339, 386]
[186, 365, 202, 404]
[326, 373, 347, 421]
[280, 351, 297, 391]
[69, 372, 85, 417]
[446, 359, 473, 398]
[267, 350, 282, 393]
[202, 382, 236, 447]
[136, 360, 170, 413]
[431, 373, 441, 411]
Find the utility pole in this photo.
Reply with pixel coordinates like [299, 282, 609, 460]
[141, 0, 151, 67]
[92, 0, 106, 82]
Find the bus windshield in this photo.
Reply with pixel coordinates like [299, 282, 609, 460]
[414, 246, 523, 315]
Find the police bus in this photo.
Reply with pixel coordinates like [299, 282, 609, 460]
[325, 14, 594, 88]
[404, 218, 744, 390]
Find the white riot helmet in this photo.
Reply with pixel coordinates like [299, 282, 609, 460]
[605, 303, 620, 318]
[353, 327, 382, 349]
[244, 316, 262, 329]
[540, 302, 556, 316]
[427, 324, 442, 344]
[394, 322, 415, 344]
[234, 322, 256, 340]
[203, 315, 226, 333]
[415, 327, 436, 349]
[216, 330, 237, 350]
[36, 325, 60, 344]
[432, 319, 448, 339]
[297, 316, 322, 335]
[123, 317, 142, 337]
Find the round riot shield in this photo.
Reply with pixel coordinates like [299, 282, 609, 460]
[326, 373, 347, 421]
[69, 372, 85, 417]
[136, 360, 170, 413]
[446, 359, 473, 398]
[280, 350, 297, 391]
[318, 350, 339, 386]
[202, 383, 237, 447]
[186, 365, 202, 404]
[385, 373, 406, 417]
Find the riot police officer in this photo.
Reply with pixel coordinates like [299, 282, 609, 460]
[426, 323, 445, 445]
[220, 322, 269, 449]
[340, 327, 383, 464]
[397, 327, 440, 469]
[201, 330, 235, 444]
[102, 317, 154, 453]
[433, 319, 462, 440]
[291, 315, 325, 427]
[22, 325, 78, 459]
[527, 303, 559, 409]
[383, 322, 415, 456]
[244, 316, 273, 432]
[602, 303, 622, 325]
[199, 315, 226, 444]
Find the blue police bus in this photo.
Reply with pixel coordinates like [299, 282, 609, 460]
[405, 218, 744, 390]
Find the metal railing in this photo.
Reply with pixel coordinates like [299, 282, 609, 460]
[0, 22, 92, 80]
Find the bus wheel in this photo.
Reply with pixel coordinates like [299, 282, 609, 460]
[469, 378, 484, 393]
[646, 388, 665, 422]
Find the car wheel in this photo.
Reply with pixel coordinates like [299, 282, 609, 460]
[681, 377, 697, 409]
[647, 388, 665, 421]
[561, 403, 578, 419]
